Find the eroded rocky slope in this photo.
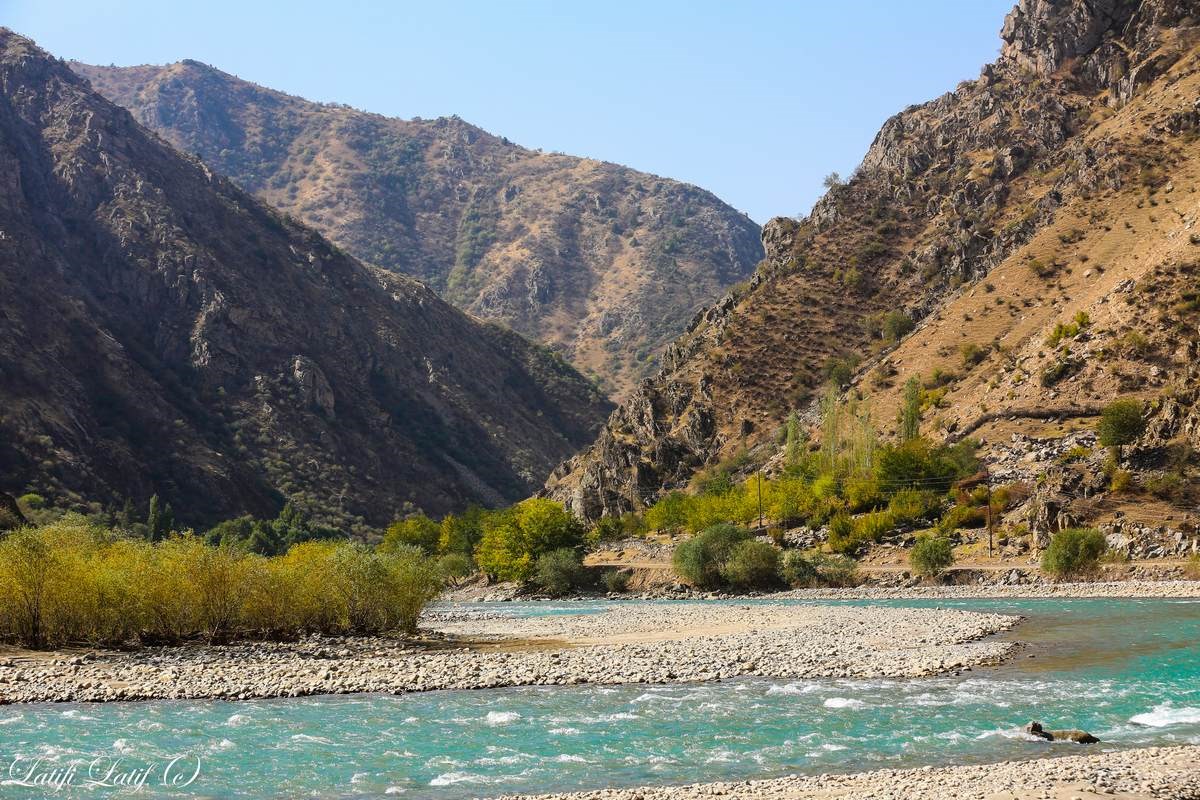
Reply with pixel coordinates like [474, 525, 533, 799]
[548, 0, 1200, 520]
[0, 30, 611, 530]
[70, 61, 764, 398]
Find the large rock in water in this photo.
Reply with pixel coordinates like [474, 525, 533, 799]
[1026, 721, 1100, 743]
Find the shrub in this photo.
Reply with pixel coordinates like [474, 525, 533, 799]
[780, 551, 819, 587]
[809, 553, 859, 587]
[381, 514, 441, 555]
[960, 342, 988, 368]
[938, 503, 986, 534]
[1097, 399, 1146, 453]
[1041, 528, 1107, 578]
[1109, 469, 1134, 493]
[0, 520, 441, 648]
[438, 507, 485, 555]
[887, 489, 941, 526]
[881, 311, 915, 343]
[475, 498, 584, 583]
[645, 491, 688, 532]
[1185, 554, 1200, 580]
[16, 493, 45, 511]
[910, 535, 954, 577]
[533, 548, 587, 597]
[435, 552, 475, 584]
[602, 569, 631, 593]
[719, 540, 781, 590]
[1045, 311, 1090, 346]
[672, 524, 750, 588]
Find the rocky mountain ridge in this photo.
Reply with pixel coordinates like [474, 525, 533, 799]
[70, 61, 765, 399]
[0, 29, 612, 530]
[548, 0, 1200, 521]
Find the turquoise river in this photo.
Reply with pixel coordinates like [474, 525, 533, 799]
[1, 598, 1198, 798]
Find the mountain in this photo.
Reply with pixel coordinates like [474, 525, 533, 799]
[548, 0, 1200, 520]
[69, 62, 765, 399]
[0, 29, 612, 531]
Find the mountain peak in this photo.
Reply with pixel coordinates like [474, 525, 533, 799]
[0, 29, 611, 529]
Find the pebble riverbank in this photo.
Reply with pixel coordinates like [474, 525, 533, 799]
[0, 604, 1016, 704]
[501, 746, 1200, 799]
[777, 579, 1200, 601]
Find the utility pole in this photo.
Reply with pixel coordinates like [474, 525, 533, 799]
[757, 470, 764, 531]
[986, 483, 994, 557]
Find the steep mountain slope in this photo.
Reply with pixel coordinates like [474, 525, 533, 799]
[548, 0, 1200, 520]
[0, 30, 612, 530]
[69, 62, 764, 399]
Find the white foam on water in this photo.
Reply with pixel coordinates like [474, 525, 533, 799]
[225, 713, 251, 727]
[60, 709, 94, 720]
[820, 743, 848, 751]
[1130, 703, 1200, 728]
[0, 715, 23, 726]
[823, 697, 866, 709]
[135, 719, 163, 732]
[485, 711, 521, 726]
[291, 734, 334, 744]
[384, 788, 405, 795]
[766, 682, 820, 696]
[554, 754, 587, 763]
[548, 727, 580, 736]
[113, 739, 134, 754]
[430, 772, 486, 786]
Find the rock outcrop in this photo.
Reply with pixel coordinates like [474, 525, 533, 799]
[0, 29, 612, 530]
[548, 0, 1200, 520]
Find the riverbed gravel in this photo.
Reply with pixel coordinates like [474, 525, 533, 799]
[0, 604, 1016, 704]
[778, 579, 1200, 600]
[502, 745, 1200, 799]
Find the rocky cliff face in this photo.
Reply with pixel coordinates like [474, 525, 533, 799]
[69, 62, 764, 399]
[0, 30, 612, 530]
[548, 0, 1200, 520]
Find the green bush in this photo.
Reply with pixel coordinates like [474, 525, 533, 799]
[16, 493, 45, 511]
[881, 311, 915, 343]
[532, 548, 587, 597]
[381, 514, 441, 555]
[938, 503, 986, 534]
[1041, 528, 1107, 578]
[887, 489, 941, 526]
[645, 491, 688, 532]
[809, 553, 859, 587]
[719, 540, 781, 590]
[780, 551, 819, 587]
[1097, 399, 1146, 451]
[671, 524, 750, 588]
[475, 498, 584, 583]
[602, 569, 631, 593]
[910, 535, 954, 577]
[435, 552, 475, 584]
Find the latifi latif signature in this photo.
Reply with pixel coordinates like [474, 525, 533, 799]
[5, 754, 201, 791]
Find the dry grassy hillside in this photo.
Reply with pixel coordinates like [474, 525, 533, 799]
[72, 62, 764, 398]
[549, 0, 1200, 523]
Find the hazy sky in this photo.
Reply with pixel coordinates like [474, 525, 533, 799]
[7, 0, 1014, 223]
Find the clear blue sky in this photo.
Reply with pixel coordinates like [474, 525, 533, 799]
[7, 0, 1014, 223]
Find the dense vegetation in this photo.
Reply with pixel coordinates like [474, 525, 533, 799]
[0, 517, 439, 649]
[646, 390, 981, 557]
[1041, 527, 1107, 578]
